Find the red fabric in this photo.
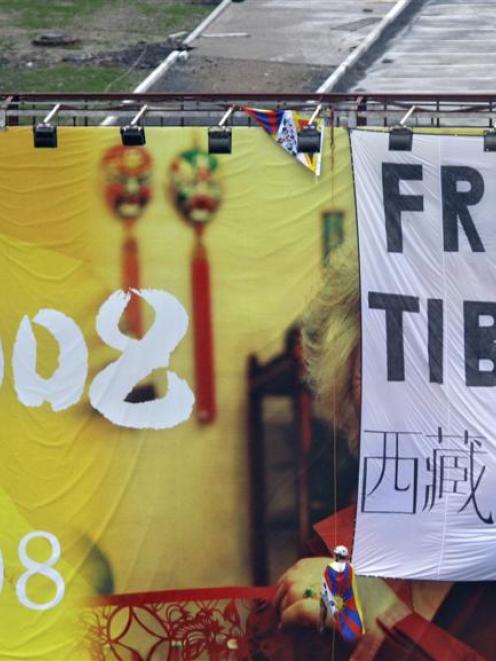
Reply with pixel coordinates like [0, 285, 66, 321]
[379, 613, 485, 661]
[313, 504, 355, 552]
[313, 508, 493, 660]
[87, 585, 275, 607]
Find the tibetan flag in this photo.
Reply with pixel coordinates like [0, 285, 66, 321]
[243, 107, 285, 136]
[243, 107, 323, 176]
[321, 561, 365, 644]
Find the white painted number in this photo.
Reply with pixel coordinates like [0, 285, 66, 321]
[89, 289, 194, 429]
[16, 531, 65, 611]
[12, 309, 88, 412]
[0, 289, 194, 430]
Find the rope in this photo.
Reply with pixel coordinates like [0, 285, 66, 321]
[330, 107, 337, 661]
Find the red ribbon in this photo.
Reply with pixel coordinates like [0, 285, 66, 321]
[122, 221, 143, 338]
[191, 226, 216, 423]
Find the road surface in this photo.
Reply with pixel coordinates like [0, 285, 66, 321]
[147, 0, 398, 93]
[344, 0, 496, 92]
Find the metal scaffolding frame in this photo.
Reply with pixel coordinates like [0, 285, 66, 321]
[2, 93, 496, 129]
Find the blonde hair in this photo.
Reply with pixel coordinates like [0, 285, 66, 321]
[302, 245, 360, 450]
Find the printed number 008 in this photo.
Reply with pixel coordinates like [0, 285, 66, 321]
[0, 531, 65, 611]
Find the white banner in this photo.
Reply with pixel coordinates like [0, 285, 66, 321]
[352, 130, 496, 580]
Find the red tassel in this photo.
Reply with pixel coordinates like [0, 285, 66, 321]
[191, 229, 216, 423]
[122, 224, 143, 338]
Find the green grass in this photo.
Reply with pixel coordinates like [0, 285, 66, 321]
[0, 0, 214, 31]
[0, 64, 144, 94]
[0, 0, 109, 30]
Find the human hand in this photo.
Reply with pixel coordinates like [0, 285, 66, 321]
[273, 557, 329, 630]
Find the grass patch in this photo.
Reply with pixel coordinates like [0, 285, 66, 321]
[0, 1, 220, 93]
[0, 0, 109, 30]
[126, 0, 214, 36]
[1, 0, 215, 32]
[0, 64, 144, 94]
[139, 3, 213, 32]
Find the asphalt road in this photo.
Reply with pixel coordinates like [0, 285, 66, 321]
[148, 0, 398, 93]
[346, 0, 496, 92]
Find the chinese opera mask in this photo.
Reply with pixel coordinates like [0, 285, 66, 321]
[102, 145, 152, 222]
[169, 149, 221, 225]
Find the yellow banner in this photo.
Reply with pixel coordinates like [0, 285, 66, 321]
[0, 126, 354, 657]
[2, 125, 490, 661]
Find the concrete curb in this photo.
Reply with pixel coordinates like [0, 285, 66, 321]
[101, 0, 233, 126]
[134, 0, 233, 94]
[315, 0, 418, 93]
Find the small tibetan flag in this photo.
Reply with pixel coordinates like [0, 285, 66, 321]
[243, 107, 285, 136]
[321, 561, 365, 644]
[243, 107, 324, 175]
